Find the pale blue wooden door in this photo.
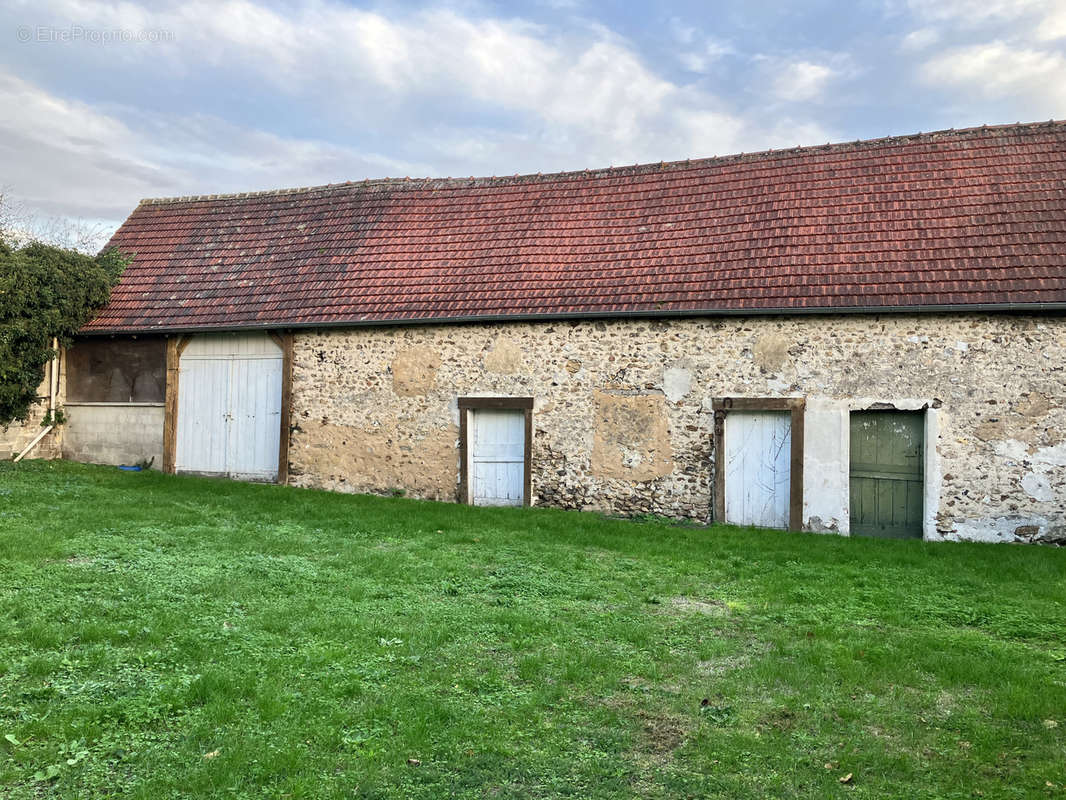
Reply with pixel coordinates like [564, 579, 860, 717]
[724, 411, 792, 529]
[471, 409, 525, 506]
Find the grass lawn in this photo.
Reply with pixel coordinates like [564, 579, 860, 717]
[0, 461, 1064, 798]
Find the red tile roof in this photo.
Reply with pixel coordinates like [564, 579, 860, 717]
[85, 121, 1066, 333]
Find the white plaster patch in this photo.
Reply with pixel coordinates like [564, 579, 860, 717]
[941, 516, 1049, 543]
[802, 399, 849, 535]
[1022, 472, 1053, 502]
[1033, 442, 1066, 467]
[663, 366, 692, 404]
[923, 408, 942, 541]
[766, 377, 792, 393]
[805, 516, 843, 534]
[848, 397, 930, 411]
[992, 438, 1028, 462]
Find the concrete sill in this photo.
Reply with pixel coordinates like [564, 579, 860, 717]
[64, 402, 165, 408]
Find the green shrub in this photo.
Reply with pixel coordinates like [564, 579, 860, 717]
[0, 239, 127, 425]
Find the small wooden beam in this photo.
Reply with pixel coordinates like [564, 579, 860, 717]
[14, 425, 54, 463]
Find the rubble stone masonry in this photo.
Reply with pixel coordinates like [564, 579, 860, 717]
[286, 313, 1063, 543]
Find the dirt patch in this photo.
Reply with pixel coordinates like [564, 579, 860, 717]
[696, 640, 769, 676]
[757, 707, 798, 732]
[1016, 392, 1053, 418]
[696, 653, 749, 676]
[64, 556, 96, 566]
[602, 695, 689, 763]
[668, 596, 730, 617]
[636, 708, 687, 756]
[975, 420, 1006, 442]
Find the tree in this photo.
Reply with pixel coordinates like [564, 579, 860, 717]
[0, 238, 128, 426]
[0, 189, 112, 255]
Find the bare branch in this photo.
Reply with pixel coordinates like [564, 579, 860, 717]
[0, 188, 111, 254]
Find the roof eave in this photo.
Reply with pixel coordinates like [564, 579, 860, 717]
[76, 301, 1066, 336]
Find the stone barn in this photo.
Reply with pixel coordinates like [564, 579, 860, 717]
[28, 122, 1066, 543]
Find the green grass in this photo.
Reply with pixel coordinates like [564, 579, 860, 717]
[1, 460, 1064, 799]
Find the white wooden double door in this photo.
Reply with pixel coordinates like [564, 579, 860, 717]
[723, 411, 792, 529]
[470, 409, 526, 506]
[176, 334, 283, 481]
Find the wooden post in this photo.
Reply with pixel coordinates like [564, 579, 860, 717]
[712, 408, 726, 525]
[788, 403, 805, 532]
[163, 336, 190, 474]
[269, 331, 294, 485]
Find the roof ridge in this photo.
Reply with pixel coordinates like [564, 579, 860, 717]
[136, 119, 1066, 206]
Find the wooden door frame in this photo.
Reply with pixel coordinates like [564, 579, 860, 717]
[162, 335, 192, 474]
[267, 332, 294, 485]
[162, 331, 294, 484]
[712, 397, 805, 531]
[458, 396, 534, 507]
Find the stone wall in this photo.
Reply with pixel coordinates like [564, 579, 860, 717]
[0, 398, 61, 460]
[289, 313, 1062, 543]
[0, 364, 61, 461]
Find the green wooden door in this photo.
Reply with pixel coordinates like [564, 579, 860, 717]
[849, 412, 924, 539]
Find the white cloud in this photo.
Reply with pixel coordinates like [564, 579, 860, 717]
[0, 70, 430, 232]
[900, 0, 1066, 119]
[1036, 6, 1066, 41]
[668, 16, 734, 74]
[19, 0, 791, 160]
[905, 0, 1066, 39]
[678, 39, 735, 74]
[906, 0, 1045, 23]
[900, 27, 940, 51]
[1, 0, 838, 228]
[669, 17, 698, 46]
[772, 61, 836, 102]
[919, 42, 1066, 109]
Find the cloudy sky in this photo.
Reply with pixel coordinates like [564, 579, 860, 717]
[2, 0, 1065, 240]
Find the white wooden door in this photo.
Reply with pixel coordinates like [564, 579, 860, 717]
[724, 411, 791, 529]
[176, 356, 230, 475]
[471, 409, 525, 506]
[176, 334, 282, 481]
